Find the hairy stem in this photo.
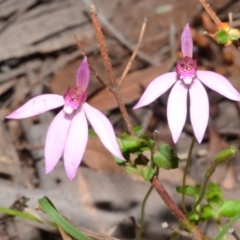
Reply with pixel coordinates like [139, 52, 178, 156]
[182, 138, 195, 213]
[151, 178, 210, 240]
[193, 163, 216, 212]
[89, 3, 134, 135]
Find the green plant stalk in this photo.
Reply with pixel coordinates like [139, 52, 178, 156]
[136, 185, 154, 240]
[182, 138, 195, 213]
[136, 145, 157, 240]
[193, 163, 216, 213]
[215, 211, 240, 240]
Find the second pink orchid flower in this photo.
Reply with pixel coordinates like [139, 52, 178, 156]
[134, 24, 240, 143]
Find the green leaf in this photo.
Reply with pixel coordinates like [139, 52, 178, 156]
[229, 34, 239, 41]
[118, 138, 146, 154]
[205, 183, 223, 201]
[88, 130, 97, 137]
[133, 126, 143, 134]
[216, 29, 228, 44]
[176, 185, 201, 200]
[141, 166, 154, 181]
[220, 200, 240, 217]
[202, 205, 214, 220]
[0, 207, 41, 223]
[205, 183, 223, 219]
[126, 166, 154, 181]
[112, 155, 126, 165]
[38, 197, 92, 240]
[126, 166, 141, 175]
[214, 146, 237, 165]
[187, 212, 199, 222]
[153, 144, 179, 169]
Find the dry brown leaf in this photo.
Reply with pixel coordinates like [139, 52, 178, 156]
[83, 137, 124, 173]
[89, 60, 173, 112]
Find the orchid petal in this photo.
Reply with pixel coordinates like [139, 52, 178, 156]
[197, 70, 240, 101]
[189, 80, 209, 143]
[167, 81, 188, 143]
[64, 107, 88, 181]
[6, 94, 64, 119]
[76, 57, 89, 91]
[45, 110, 73, 174]
[83, 103, 125, 160]
[133, 72, 177, 109]
[181, 23, 193, 58]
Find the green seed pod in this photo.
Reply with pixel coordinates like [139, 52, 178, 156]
[214, 146, 238, 165]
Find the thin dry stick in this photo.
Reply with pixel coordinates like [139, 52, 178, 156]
[198, 0, 221, 25]
[73, 35, 108, 88]
[229, 228, 240, 240]
[118, 18, 147, 86]
[89, 3, 134, 135]
[229, 12, 233, 27]
[162, 222, 195, 239]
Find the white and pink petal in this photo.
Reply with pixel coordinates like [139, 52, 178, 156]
[45, 110, 73, 174]
[6, 94, 64, 119]
[189, 79, 209, 143]
[167, 81, 188, 143]
[133, 72, 177, 109]
[83, 103, 125, 161]
[63, 107, 88, 181]
[197, 70, 240, 101]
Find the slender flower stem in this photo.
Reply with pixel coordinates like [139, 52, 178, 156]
[198, 0, 221, 25]
[182, 138, 195, 214]
[193, 163, 217, 213]
[136, 185, 154, 240]
[89, 3, 134, 135]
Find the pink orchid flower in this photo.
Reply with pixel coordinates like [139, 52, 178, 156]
[6, 57, 124, 180]
[134, 23, 240, 143]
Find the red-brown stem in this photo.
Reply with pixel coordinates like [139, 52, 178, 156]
[89, 3, 134, 135]
[198, 0, 221, 25]
[89, 4, 115, 88]
[151, 178, 210, 240]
